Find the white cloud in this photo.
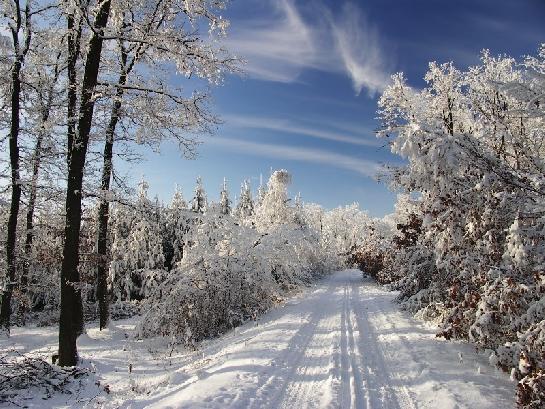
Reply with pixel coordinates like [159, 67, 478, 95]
[225, 0, 319, 83]
[224, 114, 381, 147]
[204, 136, 382, 178]
[226, 0, 391, 95]
[330, 4, 390, 96]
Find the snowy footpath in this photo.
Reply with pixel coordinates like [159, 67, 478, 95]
[1, 270, 515, 408]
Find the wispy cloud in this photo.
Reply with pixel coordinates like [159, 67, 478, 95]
[204, 136, 382, 178]
[224, 114, 381, 147]
[330, 4, 390, 96]
[226, 0, 318, 83]
[226, 0, 391, 95]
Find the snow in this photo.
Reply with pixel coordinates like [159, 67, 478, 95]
[0, 270, 515, 408]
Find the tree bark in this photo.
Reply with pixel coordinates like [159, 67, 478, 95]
[0, 1, 31, 333]
[66, 12, 82, 165]
[58, 0, 112, 367]
[20, 130, 44, 304]
[21, 51, 62, 309]
[96, 74, 126, 329]
[0, 56, 23, 334]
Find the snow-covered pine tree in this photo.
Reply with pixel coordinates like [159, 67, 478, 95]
[191, 177, 207, 213]
[219, 178, 231, 215]
[257, 174, 267, 206]
[254, 170, 293, 230]
[171, 185, 187, 210]
[235, 179, 254, 222]
[109, 179, 165, 302]
[293, 192, 306, 228]
[163, 185, 191, 268]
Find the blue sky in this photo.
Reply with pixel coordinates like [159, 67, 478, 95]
[122, 0, 545, 217]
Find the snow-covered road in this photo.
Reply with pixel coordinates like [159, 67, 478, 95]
[122, 269, 514, 409]
[1, 270, 516, 408]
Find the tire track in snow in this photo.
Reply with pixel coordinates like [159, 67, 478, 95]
[128, 270, 514, 409]
[342, 284, 368, 408]
[245, 281, 337, 409]
[349, 280, 415, 409]
[276, 299, 339, 409]
[366, 285, 463, 408]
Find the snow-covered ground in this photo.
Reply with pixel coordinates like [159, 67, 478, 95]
[1, 270, 515, 408]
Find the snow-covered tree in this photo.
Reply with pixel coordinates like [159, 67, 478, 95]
[375, 46, 545, 406]
[191, 176, 207, 213]
[254, 170, 294, 230]
[219, 178, 231, 215]
[256, 174, 267, 206]
[234, 179, 254, 222]
[109, 180, 165, 302]
[138, 170, 344, 345]
[163, 186, 191, 269]
[0, 0, 48, 334]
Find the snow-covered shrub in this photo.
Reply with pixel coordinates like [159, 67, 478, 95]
[518, 369, 545, 409]
[107, 300, 141, 320]
[22, 213, 64, 315]
[351, 232, 385, 281]
[374, 46, 545, 406]
[109, 181, 167, 302]
[391, 244, 438, 305]
[138, 208, 279, 344]
[138, 171, 342, 344]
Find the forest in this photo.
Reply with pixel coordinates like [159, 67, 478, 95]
[0, 0, 544, 408]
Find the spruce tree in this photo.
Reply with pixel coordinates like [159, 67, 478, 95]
[191, 176, 207, 213]
[219, 178, 231, 215]
[235, 179, 255, 221]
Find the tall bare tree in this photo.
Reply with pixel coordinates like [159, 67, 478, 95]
[92, 0, 238, 329]
[58, 0, 112, 366]
[0, 0, 33, 333]
[57, 0, 238, 364]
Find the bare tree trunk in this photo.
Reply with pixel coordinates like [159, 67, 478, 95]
[0, 57, 23, 334]
[0, 1, 31, 334]
[66, 12, 82, 164]
[58, 0, 112, 367]
[96, 82, 125, 329]
[97, 41, 134, 330]
[20, 130, 44, 308]
[21, 51, 62, 311]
